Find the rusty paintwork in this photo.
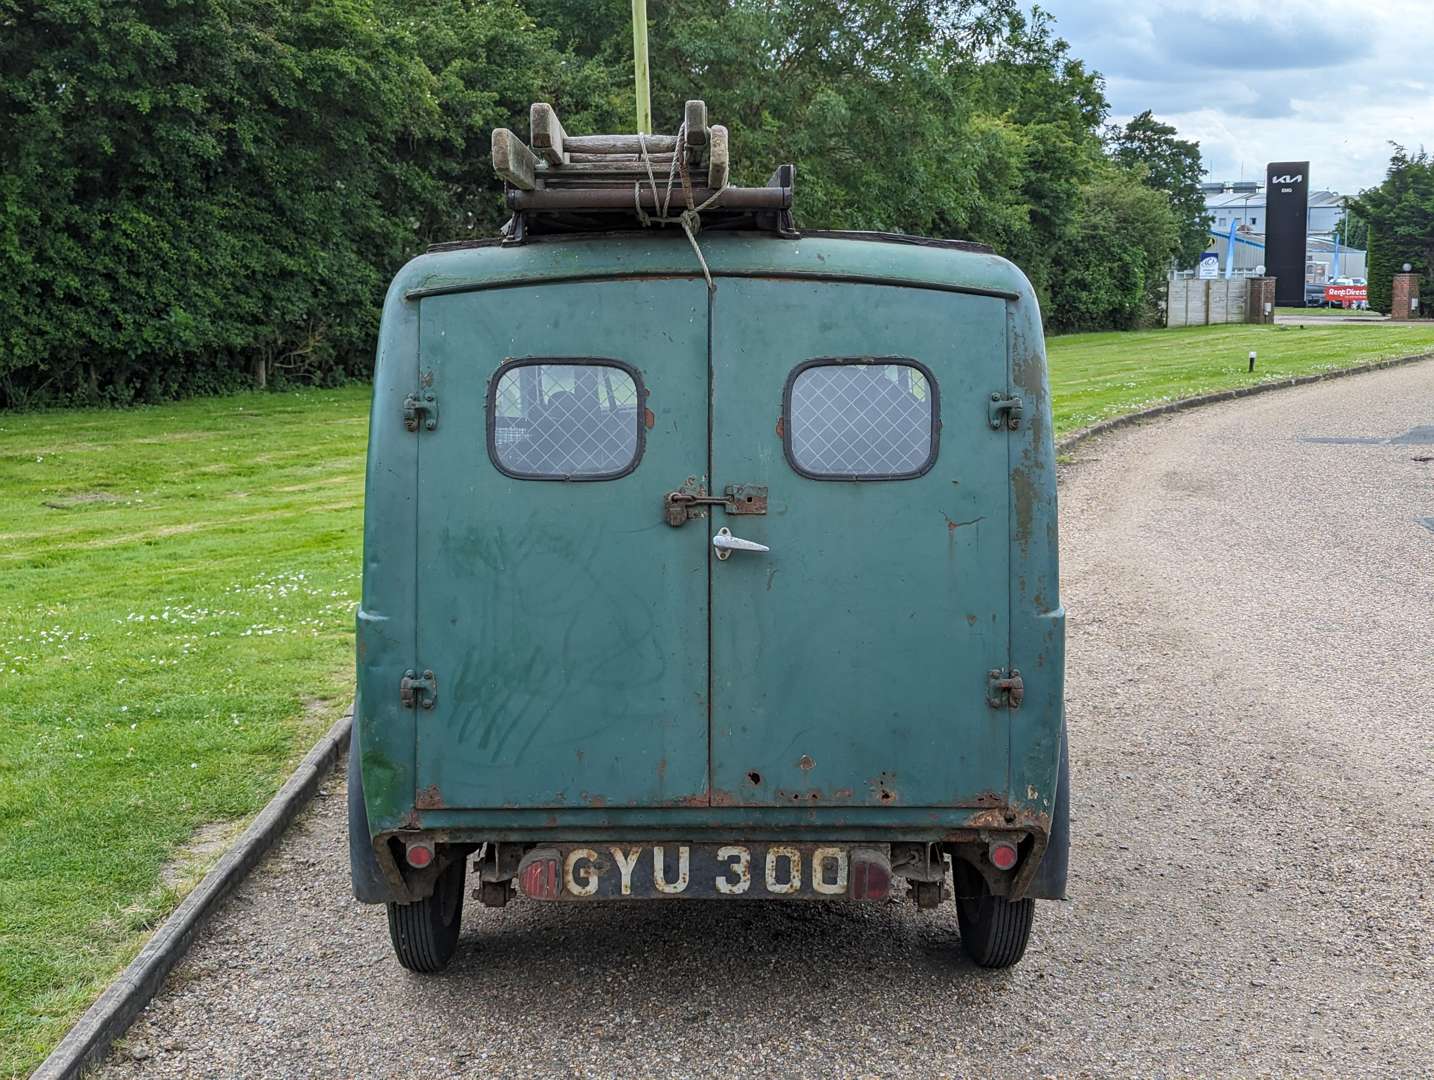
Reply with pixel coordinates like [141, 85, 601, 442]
[968, 790, 1006, 808]
[774, 788, 826, 803]
[868, 773, 899, 804]
[944, 512, 985, 533]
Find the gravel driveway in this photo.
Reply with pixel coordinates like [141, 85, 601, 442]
[97, 361, 1434, 1079]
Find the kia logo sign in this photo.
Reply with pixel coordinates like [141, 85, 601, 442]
[1266, 161, 1310, 307]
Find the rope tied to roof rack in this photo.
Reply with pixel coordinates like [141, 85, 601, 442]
[634, 122, 729, 292]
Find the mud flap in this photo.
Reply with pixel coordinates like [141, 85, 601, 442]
[1026, 720, 1069, 900]
[349, 721, 404, 903]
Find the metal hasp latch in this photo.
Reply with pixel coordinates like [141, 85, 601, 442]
[400, 669, 437, 710]
[664, 479, 768, 527]
[403, 392, 438, 432]
[988, 393, 1023, 431]
[987, 668, 1024, 710]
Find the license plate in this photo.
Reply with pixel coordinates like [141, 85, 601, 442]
[516, 843, 892, 901]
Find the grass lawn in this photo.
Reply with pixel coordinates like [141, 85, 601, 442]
[0, 388, 366, 1076]
[1046, 321, 1434, 434]
[3, 321, 1434, 1075]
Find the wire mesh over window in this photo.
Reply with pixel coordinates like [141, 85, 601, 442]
[490, 362, 642, 479]
[786, 361, 936, 479]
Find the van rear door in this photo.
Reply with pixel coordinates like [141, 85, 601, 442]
[413, 278, 711, 808]
[708, 278, 1011, 807]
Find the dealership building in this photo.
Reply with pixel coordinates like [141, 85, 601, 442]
[1202, 180, 1348, 235]
[1198, 180, 1363, 283]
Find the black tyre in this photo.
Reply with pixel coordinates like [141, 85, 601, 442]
[956, 885, 1034, 969]
[386, 854, 466, 972]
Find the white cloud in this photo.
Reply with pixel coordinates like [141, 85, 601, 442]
[1040, 0, 1434, 194]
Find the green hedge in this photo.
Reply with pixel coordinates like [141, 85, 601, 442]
[0, 0, 612, 408]
[1367, 226, 1395, 314]
[3, 0, 1201, 408]
[1352, 147, 1434, 317]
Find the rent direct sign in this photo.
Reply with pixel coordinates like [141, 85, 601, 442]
[1325, 284, 1367, 304]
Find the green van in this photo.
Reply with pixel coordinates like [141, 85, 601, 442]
[350, 105, 1067, 973]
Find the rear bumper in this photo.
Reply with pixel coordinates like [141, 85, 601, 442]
[361, 804, 1054, 906]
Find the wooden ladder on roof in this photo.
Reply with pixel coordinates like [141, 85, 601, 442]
[495, 100, 729, 192]
[490, 100, 794, 243]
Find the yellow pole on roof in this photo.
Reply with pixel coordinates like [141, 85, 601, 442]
[631, 0, 652, 134]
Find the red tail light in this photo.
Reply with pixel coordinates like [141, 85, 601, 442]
[989, 841, 1018, 871]
[518, 851, 561, 900]
[849, 847, 892, 901]
[405, 839, 435, 868]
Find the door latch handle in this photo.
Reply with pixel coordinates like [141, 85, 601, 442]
[712, 527, 769, 560]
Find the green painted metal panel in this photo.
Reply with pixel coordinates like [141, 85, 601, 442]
[709, 279, 1011, 807]
[1004, 297, 1066, 826]
[360, 230, 1063, 844]
[396, 233, 1029, 305]
[412, 278, 711, 808]
[356, 268, 423, 833]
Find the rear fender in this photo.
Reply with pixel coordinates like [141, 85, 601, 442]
[349, 719, 411, 904]
[1024, 720, 1070, 900]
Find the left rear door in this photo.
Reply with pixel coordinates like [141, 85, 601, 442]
[413, 278, 711, 808]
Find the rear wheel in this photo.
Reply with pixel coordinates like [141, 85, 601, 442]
[956, 883, 1034, 969]
[386, 854, 466, 972]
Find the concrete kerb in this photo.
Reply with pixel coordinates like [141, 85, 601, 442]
[1056, 351, 1434, 456]
[33, 710, 353, 1080]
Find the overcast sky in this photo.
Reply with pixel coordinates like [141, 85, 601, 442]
[1037, 1, 1433, 196]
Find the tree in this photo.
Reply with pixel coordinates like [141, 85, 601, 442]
[1046, 163, 1180, 332]
[0, 0, 1212, 406]
[521, 0, 1117, 305]
[949, 4, 1110, 300]
[1349, 146, 1434, 314]
[0, 0, 594, 406]
[1106, 110, 1208, 268]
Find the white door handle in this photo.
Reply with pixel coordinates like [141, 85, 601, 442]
[712, 526, 769, 560]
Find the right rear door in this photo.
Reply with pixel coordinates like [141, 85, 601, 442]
[708, 277, 1012, 808]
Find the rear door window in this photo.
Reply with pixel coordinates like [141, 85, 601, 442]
[783, 358, 938, 480]
[488, 359, 645, 480]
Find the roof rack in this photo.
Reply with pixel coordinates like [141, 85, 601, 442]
[492, 100, 796, 243]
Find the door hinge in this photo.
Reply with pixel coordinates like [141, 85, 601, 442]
[988, 393, 1023, 431]
[403, 392, 439, 432]
[987, 668, 1024, 710]
[664, 479, 768, 527]
[400, 669, 438, 709]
